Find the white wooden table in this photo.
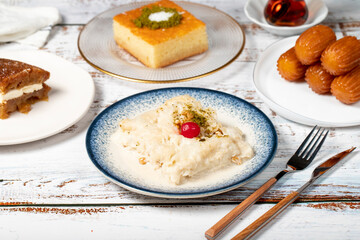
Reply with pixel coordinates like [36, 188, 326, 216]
[1, 0, 360, 239]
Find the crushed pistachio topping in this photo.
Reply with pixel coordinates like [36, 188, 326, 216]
[172, 103, 224, 140]
[133, 6, 182, 29]
[173, 105, 208, 129]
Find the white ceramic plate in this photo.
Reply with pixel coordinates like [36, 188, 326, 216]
[86, 88, 277, 198]
[254, 36, 360, 127]
[78, 1, 245, 83]
[244, 0, 328, 36]
[0, 50, 95, 145]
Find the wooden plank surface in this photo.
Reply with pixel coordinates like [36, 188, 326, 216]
[0, 128, 359, 204]
[4, 0, 360, 24]
[1, 0, 360, 238]
[1, 24, 359, 204]
[1, 202, 360, 240]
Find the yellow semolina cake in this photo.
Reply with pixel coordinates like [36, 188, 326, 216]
[113, 0, 209, 68]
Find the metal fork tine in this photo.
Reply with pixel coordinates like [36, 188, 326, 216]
[307, 130, 329, 162]
[299, 127, 322, 157]
[294, 126, 317, 155]
[303, 128, 325, 159]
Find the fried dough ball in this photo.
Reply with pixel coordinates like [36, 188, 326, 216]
[305, 63, 334, 94]
[295, 25, 336, 65]
[321, 36, 360, 76]
[331, 65, 360, 104]
[277, 47, 307, 81]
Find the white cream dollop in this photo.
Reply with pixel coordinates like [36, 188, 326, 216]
[0, 83, 43, 102]
[148, 11, 174, 22]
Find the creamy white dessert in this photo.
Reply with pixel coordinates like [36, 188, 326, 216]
[115, 95, 254, 185]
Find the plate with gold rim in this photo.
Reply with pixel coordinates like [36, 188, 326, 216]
[78, 1, 245, 83]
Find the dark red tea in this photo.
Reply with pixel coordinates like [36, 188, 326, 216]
[264, 0, 308, 26]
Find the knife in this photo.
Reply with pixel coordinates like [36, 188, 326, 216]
[231, 147, 356, 240]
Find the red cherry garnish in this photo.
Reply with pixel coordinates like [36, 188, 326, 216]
[181, 122, 200, 138]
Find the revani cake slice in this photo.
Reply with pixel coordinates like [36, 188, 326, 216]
[113, 0, 208, 68]
[0, 58, 51, 119]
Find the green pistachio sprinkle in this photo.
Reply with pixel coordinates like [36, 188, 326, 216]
[133, 6, 182, 29]
[187, 109, 207, 127]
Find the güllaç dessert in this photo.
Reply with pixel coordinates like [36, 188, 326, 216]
[114, 95, 254, 184]
[113, 0, 209, 68]
[0, 58, 51, 119]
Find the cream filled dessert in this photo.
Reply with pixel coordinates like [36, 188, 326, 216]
[0, 58, 50, 119]
[114, 95, 254, 185]
[0, 83, 43, 102]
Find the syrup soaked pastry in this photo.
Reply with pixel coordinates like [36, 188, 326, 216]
[0, 58, 51, 119]
[321, 36, 360, 76]
[295, 25, 336, 65]
[113, 0, 208, 68]
[277, 47, 307, 81]
[305, 63, 334, 94]
[331, 65, 360, 104]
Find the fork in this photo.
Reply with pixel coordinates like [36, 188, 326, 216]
[205, 126, 329, 240]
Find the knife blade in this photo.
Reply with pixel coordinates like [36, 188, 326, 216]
[311, 147, 356, 180]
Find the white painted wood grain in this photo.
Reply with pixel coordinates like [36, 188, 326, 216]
[0, 125, 359, 204]
[1, 23, 360, 204]
[0, 203, 360, 239]
[4, 0, 360, 24]
[0, 1, 360, 238]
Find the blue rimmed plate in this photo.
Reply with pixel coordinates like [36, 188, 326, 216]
[86, 88, 277, 198]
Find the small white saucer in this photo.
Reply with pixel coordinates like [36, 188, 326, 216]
[244, 0, 328, 36]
